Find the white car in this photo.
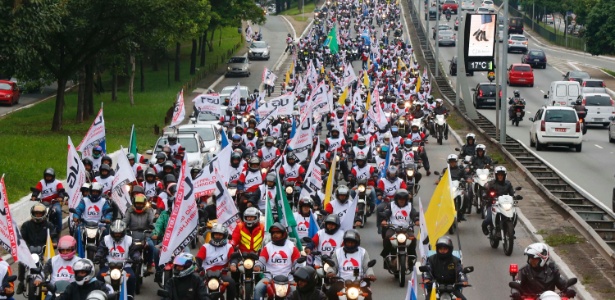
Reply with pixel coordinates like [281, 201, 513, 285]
[178, 124, 222, 155]
[529, 106, 583, 152]
[507, 34, 528, 53]
[475, 7, 489, 14]
[460, 1, 474, 11]
[481, 0, 495, 12]
[153, 132, 209, 167]
[192, 111, 220, 128]
[219, 85, 249, 109]
[579, 93, 614, 126]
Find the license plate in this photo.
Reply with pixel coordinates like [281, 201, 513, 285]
[555, 128, 566, 132]
[518, 79, 525, 81]
[534, 59, 540, 62]
[595, 118, 604, 122]
[486, 99, 495, 102]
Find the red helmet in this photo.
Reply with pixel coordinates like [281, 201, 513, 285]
[58, 235, 77, 260]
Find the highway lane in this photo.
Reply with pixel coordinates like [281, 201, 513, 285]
[0, 86, 58, 117]
[412, 0, 615, 209]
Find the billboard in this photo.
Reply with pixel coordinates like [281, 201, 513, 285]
[464, 13, 497, 71]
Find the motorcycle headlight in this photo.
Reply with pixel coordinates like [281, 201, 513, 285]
[228, 187, 237, 197]
[86, 228, 98, 239]
[261, 168, 268, 174]
[209, 147, 216, 153]
[347, 115, 353, 121]
[275, 283, 289, 297]
[412, 146, 419, 152]
[501, 203, 513, 211]
[396, 233, 407, 244]
[110, 269, 122, 281]
[324, 263, 333, 273]
[406, 170, 414, 177]
[31, 253, 39, 262]
[347, 287, 361, 300]
[286, 186, 294, 194]
[243, 258, 254, 270]
[358, 185, 366, 193]
[399, 120, 405, 124]
[478, 174, 488, 180]
[207, 278, 220, 290]
[405, 102, 411, 108]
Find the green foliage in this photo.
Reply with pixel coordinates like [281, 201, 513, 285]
[585, 1, 615, 55]
[544, 233, 580, 246]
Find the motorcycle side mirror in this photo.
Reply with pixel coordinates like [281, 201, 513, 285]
[433, 171, 440, 176]
[68, 208, 77, 214]
[367, 259, 377, 268]
[543, 94, 548, 99]
[454, 147, 460, 151]
[301, 237, 313, 244]
[30, 187, 39, 193]
[567, 278, 577, 287]
[514, 195, 523, 200]
[463, 266, 474, 274]
[297, 256, 307, 264]
[418, 265, 429, 272]
[515, 186, 523, 191]
[509, 281, 522, 290]
[157, 289, 170, 297]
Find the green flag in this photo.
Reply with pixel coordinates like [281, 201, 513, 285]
[325, 26, 339, 54]
[265, 192, 275, 231]
[275, 175, 303, 251]
[129, 124, 138, 156]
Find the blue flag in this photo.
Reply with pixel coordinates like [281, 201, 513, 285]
[119, 274, 128, 300]
[379, 145, 391, 179]
[255, 97, 260, 122]
[290, 117, 297, 139]
[308, 211, 320, 238]
[221, 131, 229, 148]
[76, 225, 85, 258]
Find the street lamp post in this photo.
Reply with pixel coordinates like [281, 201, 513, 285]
[500, 0, 509, 144]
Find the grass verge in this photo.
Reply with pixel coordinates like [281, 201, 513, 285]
[0, 27, 242, 202]
[600, 68, 615, 78]
[544, 233, 581, 247]
[279, 2, 316, 16]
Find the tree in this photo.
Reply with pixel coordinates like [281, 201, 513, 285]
[585, 0, 615, 55]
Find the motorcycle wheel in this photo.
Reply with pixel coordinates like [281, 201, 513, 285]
[503, 222, 515, 256]
[136, 271, 142, 294]
[489, 229, 500, 248]
[243, 282, 254, 300]
[437, 137, 442, 145]
[475, 192, 483, 215]
[27, 281, 37, 300]
[398, 255, 406, 287]
[481, 200, 488, 220]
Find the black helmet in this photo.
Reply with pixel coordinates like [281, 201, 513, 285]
[110, 220, 127, 242]
[43, 168, 56, 183]
[145, 168, 156, 183]
[163, 161, 175, 172]
[513, 90, 520, 98]
[294, 266, 317, 293]
[99, 164, 111, 179]
[131, 185, 145, 196]
[323, 214, 340, 235]
[265, 136, 275, 145]
[394, 189, 410, 206]
[269, 222, 288, 246]
[82, 158, 93, 167]
[164, 174, 177, 185]
[101, 155, 113, 166]
[155, 152, 167, 163]
[248, 157, 261, 171]
[343, 229, 361, 253]
[168, 133, 178, 145]
[286, 152, 297, 165]
[435, 236, 454, 259]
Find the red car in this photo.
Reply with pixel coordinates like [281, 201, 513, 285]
[507, 63, 534, 87]
[441, 0, 458, 13]
[0, 80, 20, 106]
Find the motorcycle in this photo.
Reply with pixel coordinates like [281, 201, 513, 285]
[434, 114, 447, 145]
[419, 265, 474, 300]
[383, 224, 416, 287]
[128, 230, 152, 294]
[488, 189, 523, 256]
[101, 260, 130, 295]
[200, 269, 227, 300]
[330, 260, 376, 300]
[433, 173, 466, 234]
[69, 208, 105, 261]
[230, 252, 261, 300]
[510, 99, 526, 127]
[487, 71, 495, 82]
[472, 167, 493, 218]
[284, 180, 301, 210]
[23, 245, 46, 300]
[264, 84, 274, 97]
[262, 272, 294, 300]
[355, 181, 373, 227]
[400, 162, 420, 198]
[508, 264, 578, 300]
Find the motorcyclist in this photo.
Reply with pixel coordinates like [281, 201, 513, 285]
[432, 99, 449, 140]
[471, 144, 493, 170]
[229, 151, 246, 184]
[459, 133, 477, 158]
[231, 134, 250, 158]
[572, 97, 588, 120]
[481, 166, 515, 235]
[37, 236, 81, 290]
[93, 164, 115, 195]
[350, 153, 376, 186]
[256, 136, 281, 167]
[379, 189, 419, 268]
[195, 225, 237, 300]
[72, 182, 113, 235]
[242, 128, 259, 153]
[31, 168, 67, 233]
[152, 152, 168, 175]
[286, 266, 327, 300]
[238, 157, 265, 209]
[259, 173, 278, 214]
[123, 193, 156, 274]
[166, 133, 182, 156]
[352, 136, 372, 161]
[229, 207, 265, 253]
[326, 230, 376, 300]
[511, 243, 577, 299]
[0, 258, 14, 300]
[89, 146, 105, 173]
[304, 214, 344, 263]
[377, 166, 407, 202]
[162, 253, 209, 300]
[508, 90, 526, 120]
[56, 259, 113, 300]
[279, 151, 306, 186]
[437, 154, 470, 221]
[324, 185, 360, 228]
[423, 236, 468, 300]
[374, 144, 390, 174]
[82, 158, 96, 183]
[253, 223, 301, 300]
[94, 220, 139, 298]
[16, 203, 58, 295]
[293, 198, 315, 240]
[142, 167, 163, 201]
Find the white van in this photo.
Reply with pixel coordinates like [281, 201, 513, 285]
[544, 81, 581, 106]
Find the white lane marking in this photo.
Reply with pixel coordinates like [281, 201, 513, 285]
[595, 144, 604, 149]
[567, 61, 581, 71]
[540, 90, 545, 94]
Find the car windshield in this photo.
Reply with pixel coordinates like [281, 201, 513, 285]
[229, 57, 246, 63]
[179, 127, 215, 141]
[483, 0, 493, 4]
[570, 71, 590, 79]
[197, 113, 218, 121]
[250, 42, 267, 48]
[544, 110, 577, 123]
[529, 51, 544, 56]
[445, 0, 455, 3]
[584, 80, 603, 87]
[498, 25, 504, 30]
[157, 137, 199, 153]
[511, 36, 526, 41]
[585, 96, 612, 106]
[0, 83, 11, 90]
[480, 84, 498, 92]
[513, 65, 531, 71]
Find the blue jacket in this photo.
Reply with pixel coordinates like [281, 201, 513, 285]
[72, 196, 113, 222]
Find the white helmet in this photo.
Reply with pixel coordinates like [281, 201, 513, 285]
[73, 259, 96, 286]
[476, 144, 487, 154]
[383, 132, 392, 140]
[466, 133, 476, 140]
[538, 291, 561, 300]
[495, 166, 507, 175]
[86, 290, 108, 300]
[447, 154, 458, 162]
[435, 98, 443, 104]
[524, 242, 549, 267]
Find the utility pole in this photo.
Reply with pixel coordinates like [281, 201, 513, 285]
[500, 0, 509, 144]
[435, 2, 440, 77]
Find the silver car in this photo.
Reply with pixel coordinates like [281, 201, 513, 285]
[507, 34, 528, 53]
[498, 24, 504, 42]
[248, 41, 270, 60]
[226, 56, 250, 77]
[438, 30, 456, 46]
[460, 0, 474, 11]
[178, 124, 221, 155]
[219, 85, 249, 108]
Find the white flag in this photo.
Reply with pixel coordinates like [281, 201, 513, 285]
[66, 136, 87, 210]
[342, 62, 358, 87]
[257, 93, 295, 118]
[368, 89, 388, 129]
[170, 90, 185, 127]
[215, 181, 241, 234]
[308, 82, 328, 115]
[418, 197, 430, 265]
[192, 145, 232, 198]
[159, 160, 199, 265]
[340, 193, 358, 231]
[76, 107, 106, 158]
[110, 148, 137, 214]
[262, 68, 277, 86]
[192, 93, 222, 116]
[229, 83, 241, 108]
[0, 176, 37, 268]
[299, 137, 323, 201]
[288, 118, 314, 163]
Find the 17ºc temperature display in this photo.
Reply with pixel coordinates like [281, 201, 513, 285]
[467, 60, 492, 71]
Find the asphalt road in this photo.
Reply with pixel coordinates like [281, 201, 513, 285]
[414, 0, 615, 209]
[0, 86, 58, 117]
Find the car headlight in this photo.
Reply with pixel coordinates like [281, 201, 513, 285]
[406, 170, 414, 177]
[396, 233, 407, 244]
[86, 228, 98, 239]
[347, 287, 360, 300]
[110, 269, 122, 280]
[358, 185, 366, 193]
[207, 278, 220, 290]
[209, 147, 216, 153]
[243, 258, 254, 270]
[228, 187, 237, 197]
[249, 50, 253, 54]
[227, 67, 231, 71]
[275, 283, 289, 297]
[286, 186, 294, 194]
[501, 203, 513, 211]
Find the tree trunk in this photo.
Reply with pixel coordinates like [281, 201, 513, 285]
[174, 42, 181, 82]
[111, 71, 117, 102]
[218, 27, 222, 47]
[129, 53, 135, 106]
[85, 64, 94, 117]
[198, 36, 202, 54]
[95, 64, 104, 94]
[190, 39, 197, 75]
[76, 69, 85, 123]
[51, 77, 67, 131]
[200, 30, 207, 67]
[140, 58, 145, 92]
[208, 28, 216, 52]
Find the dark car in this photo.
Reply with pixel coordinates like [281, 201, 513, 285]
[426, 6, 440, 20]
[521, 49, 547, 69]
[563, 70, 591, 84]
[449, 56, 474, 76]
[508, 17, 523, 34]
[472, 82, 502, 109]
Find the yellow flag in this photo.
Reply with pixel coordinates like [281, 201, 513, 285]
[415, 76, 422, 93]
[363, 72, 369, 89]
[285, 71, 290, 85]
[322, 151, 338, 208]
[365, 91, 371, 111]
[397, 57, 407, 72]
[429, 284, 437, 300]
[424, 168, 456, 249]
[320, 64, 325, 74]
[45, 228, 55, 260]
[338, 87, 349, 106]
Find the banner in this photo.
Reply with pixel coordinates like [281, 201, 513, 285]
[342, 62, 357, 87]
[288, 117, 313, 163]
[0, 176, 37, 268]
[262, 68, 277, 86]
[418, 197, 430, 265]
[66, 136, 87, 210]
[229, 83, 241, 108]
[340, 193, 358, 231]
[192, 93, 222, 116]
[77, 107, 106, 157]
[215, 181, 241, 234]
[309, 82, 329, 116]
[110, 148, 137, 214]
[257, 93, 295, 118]
[425, 168, 456, 249]
[170, 90, 185, 127]
[192, 145, 232, 198]
[322, 150, 337, 208]
[159, 160, 199, 265]
[275, 175, 302, 251]
[367, 88, 388, 129]
[128, 125, 138, 157]
[405, 265, 419, 300]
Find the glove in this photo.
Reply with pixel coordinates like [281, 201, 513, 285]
[565, 290, 576, 298]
